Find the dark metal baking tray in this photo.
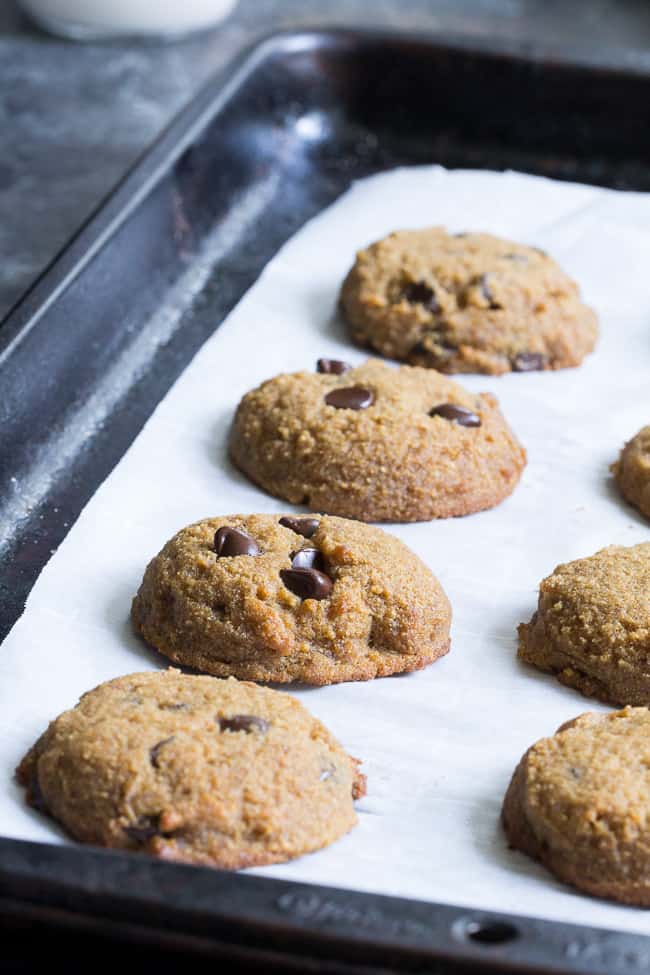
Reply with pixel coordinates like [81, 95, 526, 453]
[1, 28, 650, 974]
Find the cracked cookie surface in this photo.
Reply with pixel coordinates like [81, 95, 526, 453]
[17, 670, 365, 869]
[131, 513, 451, 684]
[503, 708, 650, 905]
[229, 359, 526, 522]
[518, 542, 650, 706]
[339, 228, 597, 375]
[611, 425, 650, 520]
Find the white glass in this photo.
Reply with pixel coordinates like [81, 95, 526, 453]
[19, 0, 238, 40]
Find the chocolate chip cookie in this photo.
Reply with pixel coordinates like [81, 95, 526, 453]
[518, 542, 650, 706]
[611, 425, 650, 520]
[132, 513, 451, 684]
[339, 228, 597, 375]
[229, 359, 526, 522]
[503, 708, 650, 906]
[17, 670, 366, 869]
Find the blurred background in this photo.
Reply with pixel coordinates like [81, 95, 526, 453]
[1, 0, 649, 322]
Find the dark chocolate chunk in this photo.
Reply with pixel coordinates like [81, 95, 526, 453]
[280, 567, 333, 600]
[324, 386, 374, 410]
[219, 714, 270, 734]
[512, 352, 545, 372]
[317, 358, 351, 375]
[291, 548, 326, 572]
[150, 736, 175, 769]
[480, 273, 502, 310]
[429, 403, 481, 427]
[279, 516, 319, 538]
[403, 280, 440, 313]
[214, 526, 260, 558]
[124, 815, 161, 843]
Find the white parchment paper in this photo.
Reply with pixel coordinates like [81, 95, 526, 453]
[2, 167, 650, 935]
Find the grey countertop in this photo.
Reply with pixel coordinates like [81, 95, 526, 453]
[1, 0, 649, 321]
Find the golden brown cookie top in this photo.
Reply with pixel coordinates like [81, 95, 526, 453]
[132, 512, 452, 684]
[611, 425, 650, 520]
[229, 359, 526, 522]
[340, 227, 597, 374]
[17, 670, 365, 869]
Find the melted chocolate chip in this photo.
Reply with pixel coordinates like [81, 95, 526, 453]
[317, 358, 351, 375]
[291, 548, 326, 572]
[280, 567, 333, 600]
[214, 526, 260, 558]
[403, 280, 440, 313]
[279, 516, 319, 538]
[480, 273, 502, 310]
[124, 815, 161, 843]
[512, 352, 545, 372]
[150, 736, 175, 768]
[219, 714, 270, 734]
[429, 403, 481, 427]
[325, 386, 374, 410]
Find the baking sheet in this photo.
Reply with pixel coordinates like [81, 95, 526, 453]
[1, 166, 650, 935]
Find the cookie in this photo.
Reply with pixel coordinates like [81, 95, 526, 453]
[132, 513, 451, 684]
[339, 228, 597, 375]
[16, 670, 365, 869]
[611, 425, 650, 520]
[518, 542, 650, 706]
[503, 708, 650, 906]
[229, 359, 526, 522]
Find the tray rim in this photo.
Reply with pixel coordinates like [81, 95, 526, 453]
[2, 26, 650, 974]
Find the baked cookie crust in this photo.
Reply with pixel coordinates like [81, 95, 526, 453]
[17, 670, 365, 869]
[611, 425, 650, 520]
[503, 708, 650, 906]
[132, 513, 452, 684]
[519, 542, 650, 706]
[340, 228, 597, 375]
[229, 359, 526, 523]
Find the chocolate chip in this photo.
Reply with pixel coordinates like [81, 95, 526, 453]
[29, 773, 48, 814]
[512, 352, 545, 372]
[317, 358, 351, 375]
[124, 815, 161, 843]
[279, 516, 319, 538]
[280, 567, 333, 600]
[291, 548, 326, 572]
[480, 273, 502, 310]
[150, 737, 175, 768]
[324, 386, 374, 410]
[429, 403, 481, 427]
[219, 714, 270, 734]
[214, 526, 260, 558]
[403, 280, 440, 313]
